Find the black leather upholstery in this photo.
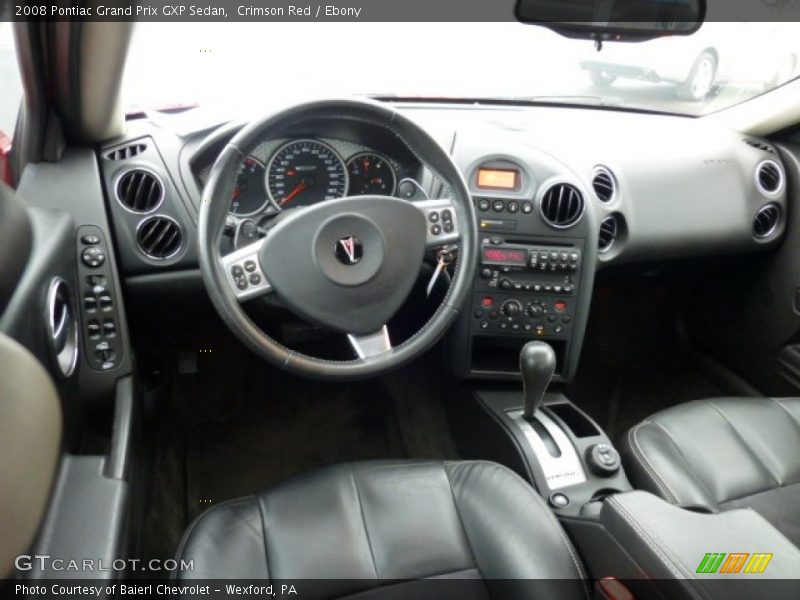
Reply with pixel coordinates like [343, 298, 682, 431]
[176, 460, 589, 599]
[620, 397, 800, 545]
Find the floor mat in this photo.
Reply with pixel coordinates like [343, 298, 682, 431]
[567, 282, 724, 441]
[139, 332, 459, 563]
[183, 374, 407, 521]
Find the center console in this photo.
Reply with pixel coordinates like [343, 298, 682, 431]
[448, 173, 596, 381]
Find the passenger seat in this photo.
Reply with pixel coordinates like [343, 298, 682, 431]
[620, 397, 800, 546]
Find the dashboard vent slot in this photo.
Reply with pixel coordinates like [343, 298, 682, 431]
[137, 216, 183, 259]
[753, 204, 780, 239]
[540, 183, 584, 228]
[598, 215, 619, 252]
[116, 169, 163, 213]
[106, 143, 147, 161]
[744, 139, 775, 154]
[756, 160, 782, 194]
[592, 168, 616, 203]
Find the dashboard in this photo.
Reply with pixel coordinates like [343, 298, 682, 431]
[95, 100, 791, 380]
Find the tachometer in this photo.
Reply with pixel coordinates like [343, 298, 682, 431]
[267, 140, 348, 209]
[230, 156, 268, 216]
[347, 152, 397, 196]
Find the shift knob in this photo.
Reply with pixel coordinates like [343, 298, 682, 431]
[520, 341, 556, 421]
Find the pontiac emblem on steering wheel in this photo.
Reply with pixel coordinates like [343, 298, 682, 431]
[335, 236, 363, 265]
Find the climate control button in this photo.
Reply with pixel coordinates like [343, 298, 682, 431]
[500, 300, 522, 317]
[526, 304, 544, 318]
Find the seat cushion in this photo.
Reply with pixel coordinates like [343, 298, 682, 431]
[620, 397, 800, 545]
[175, 460, 589, 599]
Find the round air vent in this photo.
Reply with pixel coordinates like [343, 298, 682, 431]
[106, 143, 147, 161]
[755, 160, 783, 195]
[136, 216, 183, 259]
[540, 183, 584, 228]
[46, 278, 78, 377]
[116, 169, 164, 213]
[592, 167, 616, 203]
[598, 215, 619, 252]
[753, 204, 781, 239]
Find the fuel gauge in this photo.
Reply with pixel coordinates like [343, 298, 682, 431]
[346, 152, 397, 196]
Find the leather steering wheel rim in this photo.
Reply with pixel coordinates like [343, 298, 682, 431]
[198, 98, 477, 380]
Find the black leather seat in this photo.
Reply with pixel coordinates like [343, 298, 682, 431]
[176, 460, 589, 599]
[620, 397, 800, 546]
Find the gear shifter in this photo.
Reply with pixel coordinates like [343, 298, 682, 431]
[520, 341, 556, 422]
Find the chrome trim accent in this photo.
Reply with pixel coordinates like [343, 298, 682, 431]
[348, 326, 392, 359]
[591, 166, 617, 203]
[135, 215, 184, 260]
[46, 278, 78, 378]
[753, 203, 781, 239]
[754, 159, 784, 197]
[113, 167, 165, 214]
[507, 409, 587, 490]
[537, 181, 586, 230]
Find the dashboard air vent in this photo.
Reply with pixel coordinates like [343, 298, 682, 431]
[540, 183, 584, 228]
[756, 160, 783, 195]
[598, 215, 619, 252]
[137, 216, 183, 259]
[592, 167, 616, 203]
[116, 169, 164, 213]
[106, 143, 147, 161]
[753, 204, 780, 239]
[744, 139, 775, 154]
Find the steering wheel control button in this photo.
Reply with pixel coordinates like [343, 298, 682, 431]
[430, 224, 442, 236]
[231, 265, 244, 277]
[236, 278, 248, 291]
[549, 493, 570, 508]
[428, 211, 440, 223]
[244, 260, 257, 273]
[249, 274, 262, 285]
[81, 234, 100, 245]
[81, 246, 106, 268]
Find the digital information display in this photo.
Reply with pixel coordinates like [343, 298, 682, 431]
[477, 168, 519, 190]
[482, 247, 528, 266]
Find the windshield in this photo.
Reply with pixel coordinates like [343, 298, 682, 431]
[124, 22, 800, 117]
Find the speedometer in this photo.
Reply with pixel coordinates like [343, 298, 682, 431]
[267, 140, 348, 209]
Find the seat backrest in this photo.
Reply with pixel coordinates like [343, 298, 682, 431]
[0, 332, 62, 577]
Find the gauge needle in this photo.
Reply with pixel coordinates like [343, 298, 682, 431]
[280, 181, 307, 206]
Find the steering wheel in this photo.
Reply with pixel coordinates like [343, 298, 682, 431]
[198, 99, 477, 379]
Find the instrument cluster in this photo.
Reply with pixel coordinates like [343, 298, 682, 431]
[226, 137, 409, 218]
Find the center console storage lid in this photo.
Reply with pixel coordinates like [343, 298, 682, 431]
[601, 491, 800, 599]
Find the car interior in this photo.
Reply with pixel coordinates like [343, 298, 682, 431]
[3, 3, 800, 600]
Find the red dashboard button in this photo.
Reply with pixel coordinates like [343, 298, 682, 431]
[554, 300, 567, 313]
[481, 296, 494, 308]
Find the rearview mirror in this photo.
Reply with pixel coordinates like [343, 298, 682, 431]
[515, 0, 706, 42]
